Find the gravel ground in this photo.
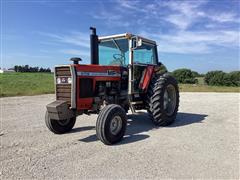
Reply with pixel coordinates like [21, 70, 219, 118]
[1, 93, 239, 179]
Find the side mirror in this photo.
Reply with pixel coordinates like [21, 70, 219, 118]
[137, 38, 142, 47]
[132, 37, 142, 49]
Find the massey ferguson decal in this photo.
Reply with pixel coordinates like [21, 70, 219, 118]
[77, 71, 120, 77]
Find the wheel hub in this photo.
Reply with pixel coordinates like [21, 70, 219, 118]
[110, 116, 122, 135]
[58, 118, 71, 126]
[164, 84, 177, 116]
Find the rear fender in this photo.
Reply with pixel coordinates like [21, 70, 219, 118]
[139, 66, 154, 92]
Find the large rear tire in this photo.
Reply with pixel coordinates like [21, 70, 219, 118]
[96, 104, 127, 145]
[45, 111, 76, 134]
[147, 73, 179, 126]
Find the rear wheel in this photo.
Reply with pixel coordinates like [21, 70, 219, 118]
[45, 111, 76, 134]
[96, 104, 127, 145]
[147, 73, 179, 126]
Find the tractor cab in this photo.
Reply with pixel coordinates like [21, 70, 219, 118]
[98, 33, 160, 94]
[98, 33, 158, 66]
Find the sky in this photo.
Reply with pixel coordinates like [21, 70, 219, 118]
[1, 0, 240, 73]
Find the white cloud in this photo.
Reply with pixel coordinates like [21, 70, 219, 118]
[165, 14, 191, 30]
[96, 0, 239, 32]
[60, 49, 89, 57]
[116, 0, 140, 10]
[4, 52, 52, 59]
[37, 31, 90, 48]
[36, 0, 240, 56]
[207, 12, 239, 23]
[161, 30, 239, 45]
[90, 1, 132, 27]
[134, 1, 240, 54]
[159, 1, 239, 30]
[160, 1, 207, 30]
[164, 0, 206, 14]
[92, 11, 121, 21]
[159, 42, 210, 54]
[37, 31, 90, 60]
[140, 29, 239, 54]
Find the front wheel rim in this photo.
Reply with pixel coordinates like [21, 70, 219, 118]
[58, 118, 71, 126]
[164, 84, 177, 116]
[110, 116, 122, 135]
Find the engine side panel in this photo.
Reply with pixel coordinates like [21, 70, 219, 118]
[73, 64, 122, 110]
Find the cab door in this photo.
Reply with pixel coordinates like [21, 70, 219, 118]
[131, 39, 158, 93]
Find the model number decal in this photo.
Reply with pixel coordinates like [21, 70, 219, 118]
[77, 71, 120, 77]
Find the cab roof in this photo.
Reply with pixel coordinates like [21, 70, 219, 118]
[99, 33, 157, 45]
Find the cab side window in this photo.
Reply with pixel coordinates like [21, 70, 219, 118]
[133, 43, 157, 64]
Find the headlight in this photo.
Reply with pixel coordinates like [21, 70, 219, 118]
[56, 77, 72, 84]
[68, 77, 72, 84]
[57, 77, 61, 84]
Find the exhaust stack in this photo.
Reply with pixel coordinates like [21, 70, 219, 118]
[90, 27, 99, 65]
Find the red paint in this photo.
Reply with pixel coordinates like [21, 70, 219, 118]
[140, 66, 154, 92]
[72, 64, 121, 110]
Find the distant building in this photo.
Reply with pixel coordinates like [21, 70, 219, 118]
[0, 68, 15, 73]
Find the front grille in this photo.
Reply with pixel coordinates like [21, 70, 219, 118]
[55, 67, 72, 105]
[55, 67, 71, 76]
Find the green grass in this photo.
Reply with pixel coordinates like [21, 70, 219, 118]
[0, 73, 54, 97]
[0, 73, 239, 97]
[179, 84, 240, 92]
[180, 76, 239, 92]
[196, 77, 205, 85]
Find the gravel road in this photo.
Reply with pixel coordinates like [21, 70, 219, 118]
[1, 93, 239, 179]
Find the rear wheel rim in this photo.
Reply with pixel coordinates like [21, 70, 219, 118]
[164, 84, 177, 116]
[110, 116, 122, 135]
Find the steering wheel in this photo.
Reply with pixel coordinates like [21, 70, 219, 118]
[111, 54, 125, 65]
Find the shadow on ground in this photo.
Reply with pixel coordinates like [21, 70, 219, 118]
[170, 113, 208, 127]
[68, 126, 95, 134]
[77, 112, 207, 144]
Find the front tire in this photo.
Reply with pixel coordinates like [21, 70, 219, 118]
[96, 104, 127, 145]
[147, 73, 179, 126]
[45, 111, 76, 134]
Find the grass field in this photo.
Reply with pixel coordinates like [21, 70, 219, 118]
[0, 73, 54, 97]
[179, 84, 239, 92]
[0, 73, 239, 97]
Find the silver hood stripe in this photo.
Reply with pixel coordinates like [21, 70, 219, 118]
[77, 71, 120, 77]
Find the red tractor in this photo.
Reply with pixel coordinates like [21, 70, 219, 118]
[46, 27, 179, 145]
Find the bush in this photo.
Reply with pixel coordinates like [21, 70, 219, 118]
[228, 71, 240, 86]
[205, 71, 225, 86]
[191, 71, 200, 78]
[172, 68, 197, 84]
[205, 71, 240, 86]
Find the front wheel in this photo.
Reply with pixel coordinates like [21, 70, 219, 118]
[147, 73, 179, 126]
[45, 111, 76, 134]
[96, 104, 127, 145]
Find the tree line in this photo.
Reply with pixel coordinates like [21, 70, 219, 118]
[171, 68, 240, 87]
[14, 65, 51, 73]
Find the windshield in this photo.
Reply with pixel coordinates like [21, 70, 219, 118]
[99, 38, 129, 66]
[133, 42, 157, 64]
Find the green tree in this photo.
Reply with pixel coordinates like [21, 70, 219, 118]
[172, 68, 196, 84]
[192, 71, 200, 78]
[228, 71, 240, 86]
[204, 70, 240, 86]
